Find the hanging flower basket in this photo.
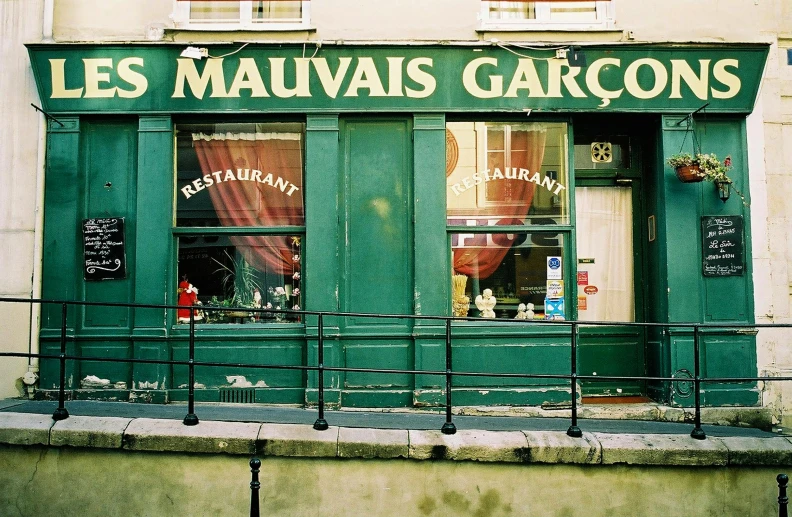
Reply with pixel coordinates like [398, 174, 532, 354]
[674, 164, 705, 183]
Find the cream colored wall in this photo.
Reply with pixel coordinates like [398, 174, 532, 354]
[13, 0, 792, 419]
[0, 0, 45, 398]
[0, 447, 787, 517]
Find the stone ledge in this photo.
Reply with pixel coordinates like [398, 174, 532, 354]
[259, 423, 339, 457]
[593, 432, 730, 466]
[2, 412, 792, 467]
[0, 413, 54, 445]
[51, 415, 132, 449]
[123, 418, 261, 455]
[409, 429, 528, 462]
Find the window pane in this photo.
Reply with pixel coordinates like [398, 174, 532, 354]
[190, 1, 240, 21]
[254, 0, 302, 21]
[177, 235, 302, 323]
[575, 187, 634, 322]
[451, 232, 565, 320]
[549, 1, 598, 22]
[176, 123, 305, 227]
[486, 1, 536, 20]
[446, 121, 569, 226]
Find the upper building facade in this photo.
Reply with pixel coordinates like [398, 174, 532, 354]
[2, 0, 791, 422]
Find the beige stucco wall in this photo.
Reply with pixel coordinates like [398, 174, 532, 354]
[0, 0, 45, 398]
[0, 446, 787, 517]
[2, 0, 791, 420]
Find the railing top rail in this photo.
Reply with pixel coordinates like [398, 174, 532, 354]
[1, 296, 788, 329]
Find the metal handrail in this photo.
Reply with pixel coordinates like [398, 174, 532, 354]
[2, 296, 791, 439]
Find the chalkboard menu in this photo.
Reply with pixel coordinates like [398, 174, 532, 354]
[82, 217, 127, 281]
[701, 215, 744, 277]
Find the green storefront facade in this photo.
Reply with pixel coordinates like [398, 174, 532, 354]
[27, 42, 768, 408]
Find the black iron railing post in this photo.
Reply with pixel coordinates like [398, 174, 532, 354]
[249, 457, 261, 517]
[183, 309, 199, 426]
[52, 302, 69, 421]
[441, 317, 457, 435]
[313, 313, 329, 430]
[690, 324, 705, 439]
[779, 474, 789, 517]
[567, 322, 582, 437]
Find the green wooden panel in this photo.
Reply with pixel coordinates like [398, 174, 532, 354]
[81, 120, 137, 329]
[343, 339, 414, 389]
[578, 328, 646, 396]
[343, 118, 413, 321]
[412, 114, 448, 317]
[41, 118, 81, 327]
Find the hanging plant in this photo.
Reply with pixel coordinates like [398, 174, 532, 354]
[666, 153, 748, 205]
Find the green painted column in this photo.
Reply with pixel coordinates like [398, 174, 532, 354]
[305, 114, 341, 405]
[131, 116, 173, 397]
[660, 115, 757, 407]
[412, 114, 448, 405]
[39, 117, 81, 389]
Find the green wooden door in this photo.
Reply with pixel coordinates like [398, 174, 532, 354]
[339, 118, 414, 406]
[574, 134, 647, 398]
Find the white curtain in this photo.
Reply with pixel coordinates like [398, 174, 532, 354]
[575, 187, 634, 322]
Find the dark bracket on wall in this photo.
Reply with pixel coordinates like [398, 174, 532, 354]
[675, 102, 710, 127]
[31, 103, 64, 127]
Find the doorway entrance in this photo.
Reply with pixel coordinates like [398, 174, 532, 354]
[574, 134, 647, 398]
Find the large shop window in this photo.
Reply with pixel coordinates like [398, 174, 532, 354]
[479, 1, 613, 30]
[447, 121, 569, 320]
[171, 1, 310, 31]
[175, 123, 304, 324]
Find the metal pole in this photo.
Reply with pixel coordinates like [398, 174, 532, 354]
[183, 309, 199, 426]
[313, 313, 328, 430]
[779, 474, 789, 517]
[690, 324, 705, 439]
[567, 322, 582, 437]
[52, 302, 69, 421]
[441, 318, 456, 435]
[249, 457, 261, 517]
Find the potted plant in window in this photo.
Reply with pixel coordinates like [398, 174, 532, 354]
[212, 252, 263, 321]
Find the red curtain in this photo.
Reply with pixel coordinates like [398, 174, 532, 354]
[453, 127, 547, 279]
[192, 133, 303, 275]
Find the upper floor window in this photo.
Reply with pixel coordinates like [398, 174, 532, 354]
[480, 1, 613, 30]
[172, 0, 311, 31]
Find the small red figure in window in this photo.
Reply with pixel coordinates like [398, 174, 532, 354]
[177, 276, 203, 323]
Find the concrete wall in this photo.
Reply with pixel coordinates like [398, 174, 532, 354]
[0, 0, 45, 398]
[0, 445, 786, 517]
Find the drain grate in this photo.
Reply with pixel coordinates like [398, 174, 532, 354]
[219, 387, 256, 403]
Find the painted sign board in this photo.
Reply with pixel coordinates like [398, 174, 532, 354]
[26, 44, 768, 114]
[82, 217, 126, 281]
[701, 215, 744, 276]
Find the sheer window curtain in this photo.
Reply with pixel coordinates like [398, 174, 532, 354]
[575, 187, 634, 322]
[192, 132, 303, 275]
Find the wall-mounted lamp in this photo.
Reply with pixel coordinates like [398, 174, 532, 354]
[716, 181, 730, 202]
[180, 46, 208, 60]
[568, 46, 587, 67]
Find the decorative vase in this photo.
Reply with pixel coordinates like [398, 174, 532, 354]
[675, 165, 705, 183]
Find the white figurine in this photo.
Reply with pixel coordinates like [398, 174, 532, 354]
[475, 288, 497, 318]
[515, 303, 529, 320]
[526, 302, 535, 319]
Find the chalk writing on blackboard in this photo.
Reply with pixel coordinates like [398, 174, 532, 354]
[701, 215, 744, 277]
[82, 217, 127, 281]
